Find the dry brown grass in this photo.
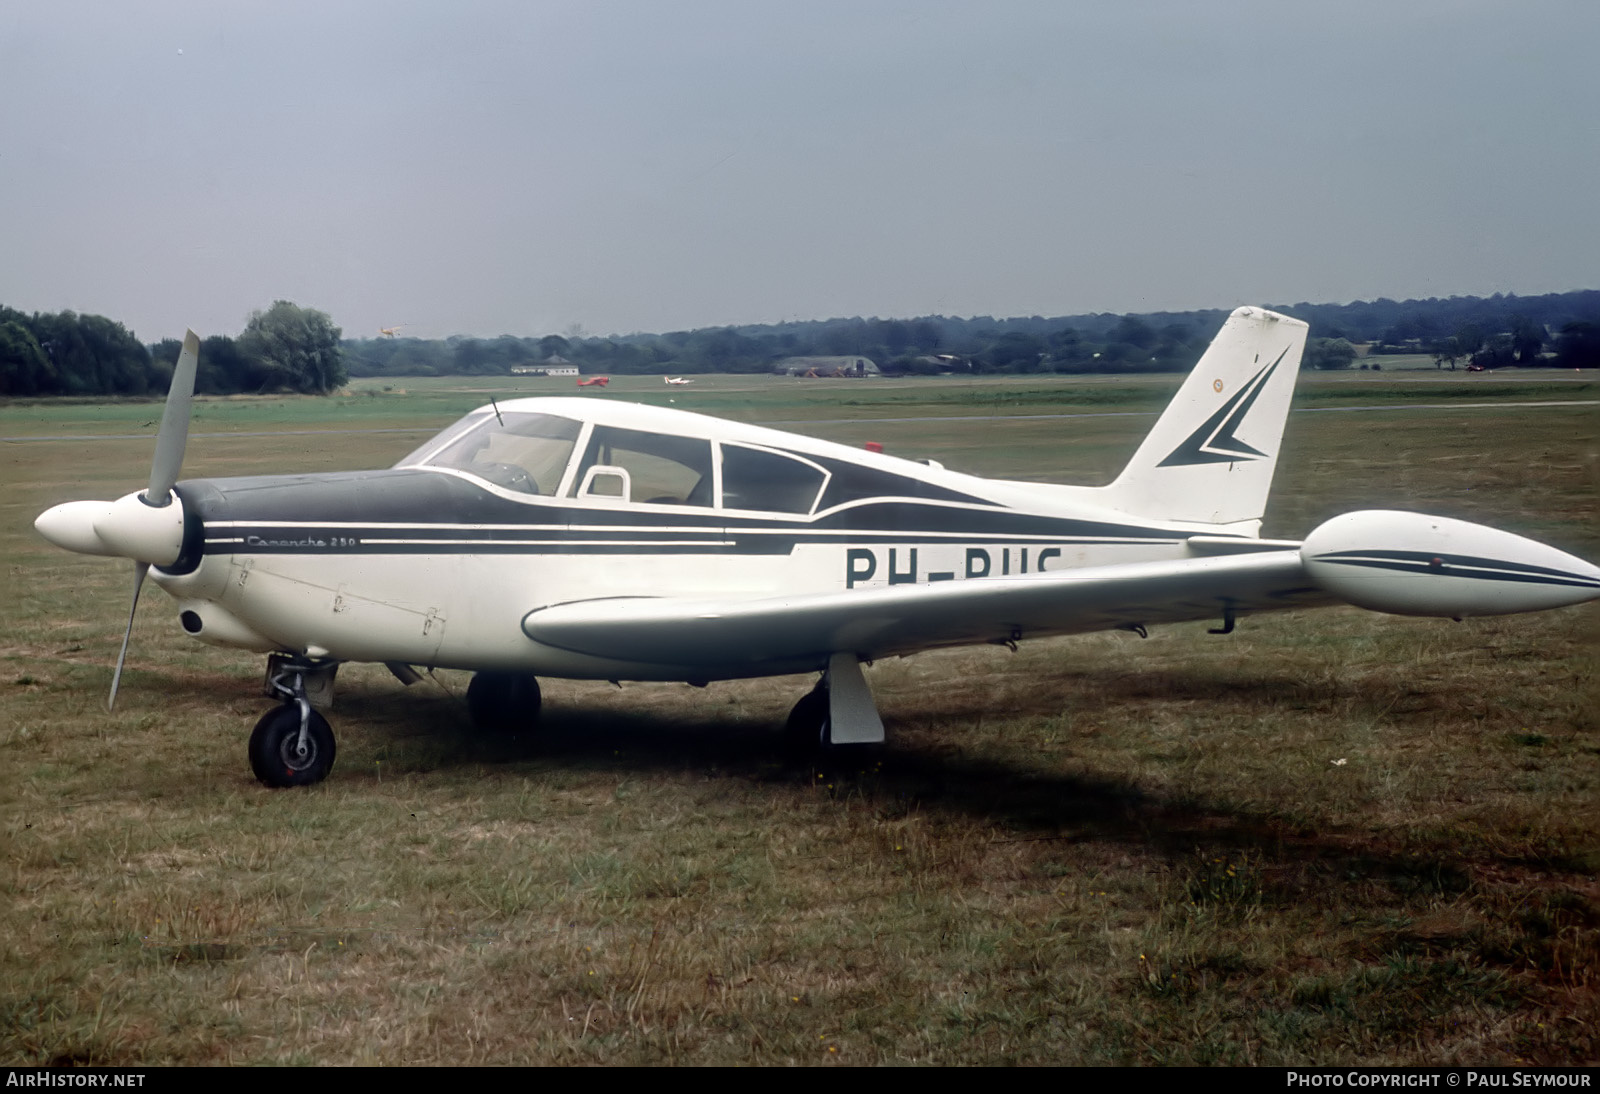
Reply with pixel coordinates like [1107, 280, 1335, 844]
[2, 381, 1596, 1064]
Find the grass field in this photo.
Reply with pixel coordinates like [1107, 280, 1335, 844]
[2, 374, 1597, 1065]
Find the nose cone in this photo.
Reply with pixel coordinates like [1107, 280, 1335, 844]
[35, 500, 116, 556]
[35, 492, 189, 567]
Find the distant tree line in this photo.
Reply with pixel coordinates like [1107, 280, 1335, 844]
[0, 301, 345, 397]
[6, 290, 1598, 397]
[345, 289, 1600, 379]
[0, 306, 166, 396]
[345, 315, 1230, 379]
[1291, 290, 1600, 370]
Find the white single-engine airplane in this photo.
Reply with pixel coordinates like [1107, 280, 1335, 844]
[34, 308, 1600, 787]
[665, 376, 694, 385]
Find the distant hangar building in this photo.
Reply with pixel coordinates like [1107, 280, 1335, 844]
[512, 354, 580, 377]
[773, 355, 881, 377]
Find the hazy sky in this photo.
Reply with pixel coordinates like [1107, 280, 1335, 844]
[2, 1, 1596, 343]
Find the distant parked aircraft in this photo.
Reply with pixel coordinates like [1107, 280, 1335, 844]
[665, 376, 694, 385]
[576, 377, 610, 387]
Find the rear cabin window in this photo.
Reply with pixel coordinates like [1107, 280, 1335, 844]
[811, 456, 986, 511]
[815, 461, 924, 511]
[720, 445, 827, 515]
[570, 426, 714, 506]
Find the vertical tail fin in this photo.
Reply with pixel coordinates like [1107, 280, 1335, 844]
[1101, 306, 1308, 530]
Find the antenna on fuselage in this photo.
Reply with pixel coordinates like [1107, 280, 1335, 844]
[489, 396, 504, 427]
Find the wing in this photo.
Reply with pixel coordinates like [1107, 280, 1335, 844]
[522, 550, 1333, 676]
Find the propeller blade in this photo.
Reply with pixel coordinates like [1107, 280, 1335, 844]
[109, 331, 195, 708]
[108, 562, 150, 710]
[145, 330, 200, 504]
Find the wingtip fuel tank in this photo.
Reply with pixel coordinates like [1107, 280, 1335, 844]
[1301, 510, 1600, 618]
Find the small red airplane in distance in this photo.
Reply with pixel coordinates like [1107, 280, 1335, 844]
[576, 376, 609, 387]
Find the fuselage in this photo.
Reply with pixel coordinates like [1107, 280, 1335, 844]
[150, 397, 1248, 680]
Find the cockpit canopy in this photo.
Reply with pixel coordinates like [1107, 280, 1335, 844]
[397, 406, 984, 516]
[399, 409, 829, 515]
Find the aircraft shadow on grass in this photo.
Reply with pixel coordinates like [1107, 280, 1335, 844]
[311, 673, 1574, 899]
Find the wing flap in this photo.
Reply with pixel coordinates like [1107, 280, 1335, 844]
[522, 551, 1329, 673]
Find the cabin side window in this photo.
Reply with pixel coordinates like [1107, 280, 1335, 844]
[569, 426, 714, 506]
[720, 445, 827, 515]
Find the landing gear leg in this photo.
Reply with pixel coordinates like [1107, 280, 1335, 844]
[250, 658, 339, 787]
[784, 653, 886, 757]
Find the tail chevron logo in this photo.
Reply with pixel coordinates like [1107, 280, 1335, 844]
[1157, 347, 1290, 467]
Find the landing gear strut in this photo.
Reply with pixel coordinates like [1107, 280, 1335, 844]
[250, 658, 338, 787]
[467, 671, 542, 733]
[783, 653, 886, 757]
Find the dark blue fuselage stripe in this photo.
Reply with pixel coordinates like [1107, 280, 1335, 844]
[205, 532, 1181, 557]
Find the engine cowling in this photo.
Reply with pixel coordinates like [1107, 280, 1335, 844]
[1301, 510, 1600, 618]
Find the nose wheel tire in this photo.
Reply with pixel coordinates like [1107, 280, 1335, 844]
[249, 704, 337, 788]
[467, 672, 543, 733]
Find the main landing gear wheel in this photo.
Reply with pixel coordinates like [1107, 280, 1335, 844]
[467, 671, 542, 733]
[784, 685, 832, 756]
[249, 703, 336, 788]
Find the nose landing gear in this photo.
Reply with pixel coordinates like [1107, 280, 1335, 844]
[249, 703, 336, 787]
[249, 657, 339, 787]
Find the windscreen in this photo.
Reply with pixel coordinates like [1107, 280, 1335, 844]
[401, 411, 582, 495]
